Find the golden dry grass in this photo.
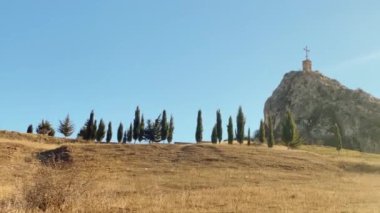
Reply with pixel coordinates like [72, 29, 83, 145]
[0, 133, 379, 212]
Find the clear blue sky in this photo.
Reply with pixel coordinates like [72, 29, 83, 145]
[1, 1, 379, 142]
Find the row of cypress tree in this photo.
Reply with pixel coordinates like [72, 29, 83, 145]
[77, 107, 175, 143]
[27, 107, 175, 144]
[195, 107, 301, 148]
[196, 106, 248, 145]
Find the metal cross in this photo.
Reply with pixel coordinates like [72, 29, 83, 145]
[304, 46, 310, 60]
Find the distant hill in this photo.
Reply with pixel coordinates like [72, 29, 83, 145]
[264, 70, 380, 153]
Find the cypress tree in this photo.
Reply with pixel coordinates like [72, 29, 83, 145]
[91, 120, 97, 140]
[96, 119, 106, 142]
[195, 110, 203, 143]
[161, 110, 169, 142]
[133, 106, 141, 142]
[167, 116, 174, 144]
[78, 110, 96, 140]
[27, 124, 33, 134]
[211, 124, 218, 144]
[117, 123, 124, 143]
[259, 120, 266, 143]
[122, 131, 128, 144]
[139, 115, 145, 142]
[268, 116, 274, 148]
[85, 110, 95, 140]
[334, 123, 343, 151]
[282, 110, 301, 148]
[58, 114, 75, 138]
[236, 106, 246, 145]
[248, 128, 251, 146]
[127, 124, 133, 142]
[227, 116, 234, 145]
[216, 110, 223, 143]
[106, 122, 112, 143]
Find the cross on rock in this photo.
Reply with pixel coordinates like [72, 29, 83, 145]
[304, 46, 310, 60]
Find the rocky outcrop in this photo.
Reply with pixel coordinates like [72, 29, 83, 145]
[264, 71, 380, 153]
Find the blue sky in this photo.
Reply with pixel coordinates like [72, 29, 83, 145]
[1, 1, 379, 142]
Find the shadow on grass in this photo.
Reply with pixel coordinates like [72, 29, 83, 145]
[339, 162, 380, 174]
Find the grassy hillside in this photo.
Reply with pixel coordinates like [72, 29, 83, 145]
[0, 132, 379, 212]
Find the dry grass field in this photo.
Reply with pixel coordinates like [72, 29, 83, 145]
[0, 131, 379, 212]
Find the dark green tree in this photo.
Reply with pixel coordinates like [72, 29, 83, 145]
[282, 110, 301, 148]
[122, 131, 128, 144]
[216, 110, 223, 143]
[144, 116, 162, 143]
[247, 128, 251, 146]
[86, 110, 95, 140]
[211, 124, 218, 144]
[139, 115, 145, 142]
[236, 106, 246, 144]
[127, 124, 133, 142]
[161, 110, 169, 142]
[96, 119, 106, 142]
[79, 110, 96, 140]
[167, 116, 174, 144]
[106, 122, 112, 143]
[133, 106, 141, 142]
[58, 114, 75, 137]
[195, 110, 203, 143]
[27, 124, 33, 134]
[334, 123, 343, 151]
[91, 120, 97, 140]
[36, 120, 55, 136]
[259, 120, 266, 143]
[227, 116, 234, 145]
[117, 123, 124, 143]
[268, 116, 274, 148]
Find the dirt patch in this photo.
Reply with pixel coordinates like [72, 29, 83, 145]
[37, 146, 73, 167]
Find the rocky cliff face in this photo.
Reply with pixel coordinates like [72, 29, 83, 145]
[264, 71, 380, 153]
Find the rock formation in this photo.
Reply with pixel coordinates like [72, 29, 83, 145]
[264, 70, 380, 153]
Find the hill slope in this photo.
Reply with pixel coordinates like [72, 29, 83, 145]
[264, 71, 380, 153]
[1, 133, 380, 212]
